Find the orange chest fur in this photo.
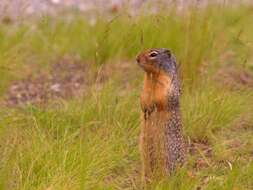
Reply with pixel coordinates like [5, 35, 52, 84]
[141, 72, 171, 112]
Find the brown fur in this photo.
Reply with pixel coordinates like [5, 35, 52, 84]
[141, 72, 172, 112]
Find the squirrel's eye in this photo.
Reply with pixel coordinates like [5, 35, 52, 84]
[149, 51, 158, 57]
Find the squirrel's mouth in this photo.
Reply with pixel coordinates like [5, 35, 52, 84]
[136, 56, 145, 68]
[136, 60, 146, 70]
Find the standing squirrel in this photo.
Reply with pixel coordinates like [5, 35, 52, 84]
[136, 48, 185, 182]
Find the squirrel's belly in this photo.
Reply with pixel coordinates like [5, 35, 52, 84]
[141, 111, 171, 174]
[141, 110, 185, 175]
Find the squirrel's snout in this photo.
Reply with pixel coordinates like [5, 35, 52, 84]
[136, 56, 140, 63]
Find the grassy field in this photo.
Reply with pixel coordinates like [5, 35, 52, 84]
[0, 4, 253, 190]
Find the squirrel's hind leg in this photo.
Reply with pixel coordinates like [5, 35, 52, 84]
[139, 126, 155, 185]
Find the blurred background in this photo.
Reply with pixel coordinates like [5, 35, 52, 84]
[1, 0, 253, 19]
[0, 1, 253, 190]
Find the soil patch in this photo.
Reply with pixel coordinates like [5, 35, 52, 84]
[5, 56, 90, 106]
[189, 141, 213, 170]
[214, 65, 253, 90]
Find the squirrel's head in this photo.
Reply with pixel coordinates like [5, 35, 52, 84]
[136, 48, 176, 74]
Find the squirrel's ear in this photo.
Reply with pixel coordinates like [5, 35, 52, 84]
[164, 49, 171, 58]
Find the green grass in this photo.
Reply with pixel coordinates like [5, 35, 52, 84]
[0, 3, 253, 190]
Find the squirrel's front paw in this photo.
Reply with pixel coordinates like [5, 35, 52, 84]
[143, 104, 156, 120]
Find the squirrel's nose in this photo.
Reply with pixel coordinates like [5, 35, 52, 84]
[136, 56, 140, 63]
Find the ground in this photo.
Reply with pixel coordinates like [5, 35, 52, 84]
[0, 2, 253, 190]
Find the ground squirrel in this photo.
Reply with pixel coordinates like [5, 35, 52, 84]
[136, 48, 185, 182]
